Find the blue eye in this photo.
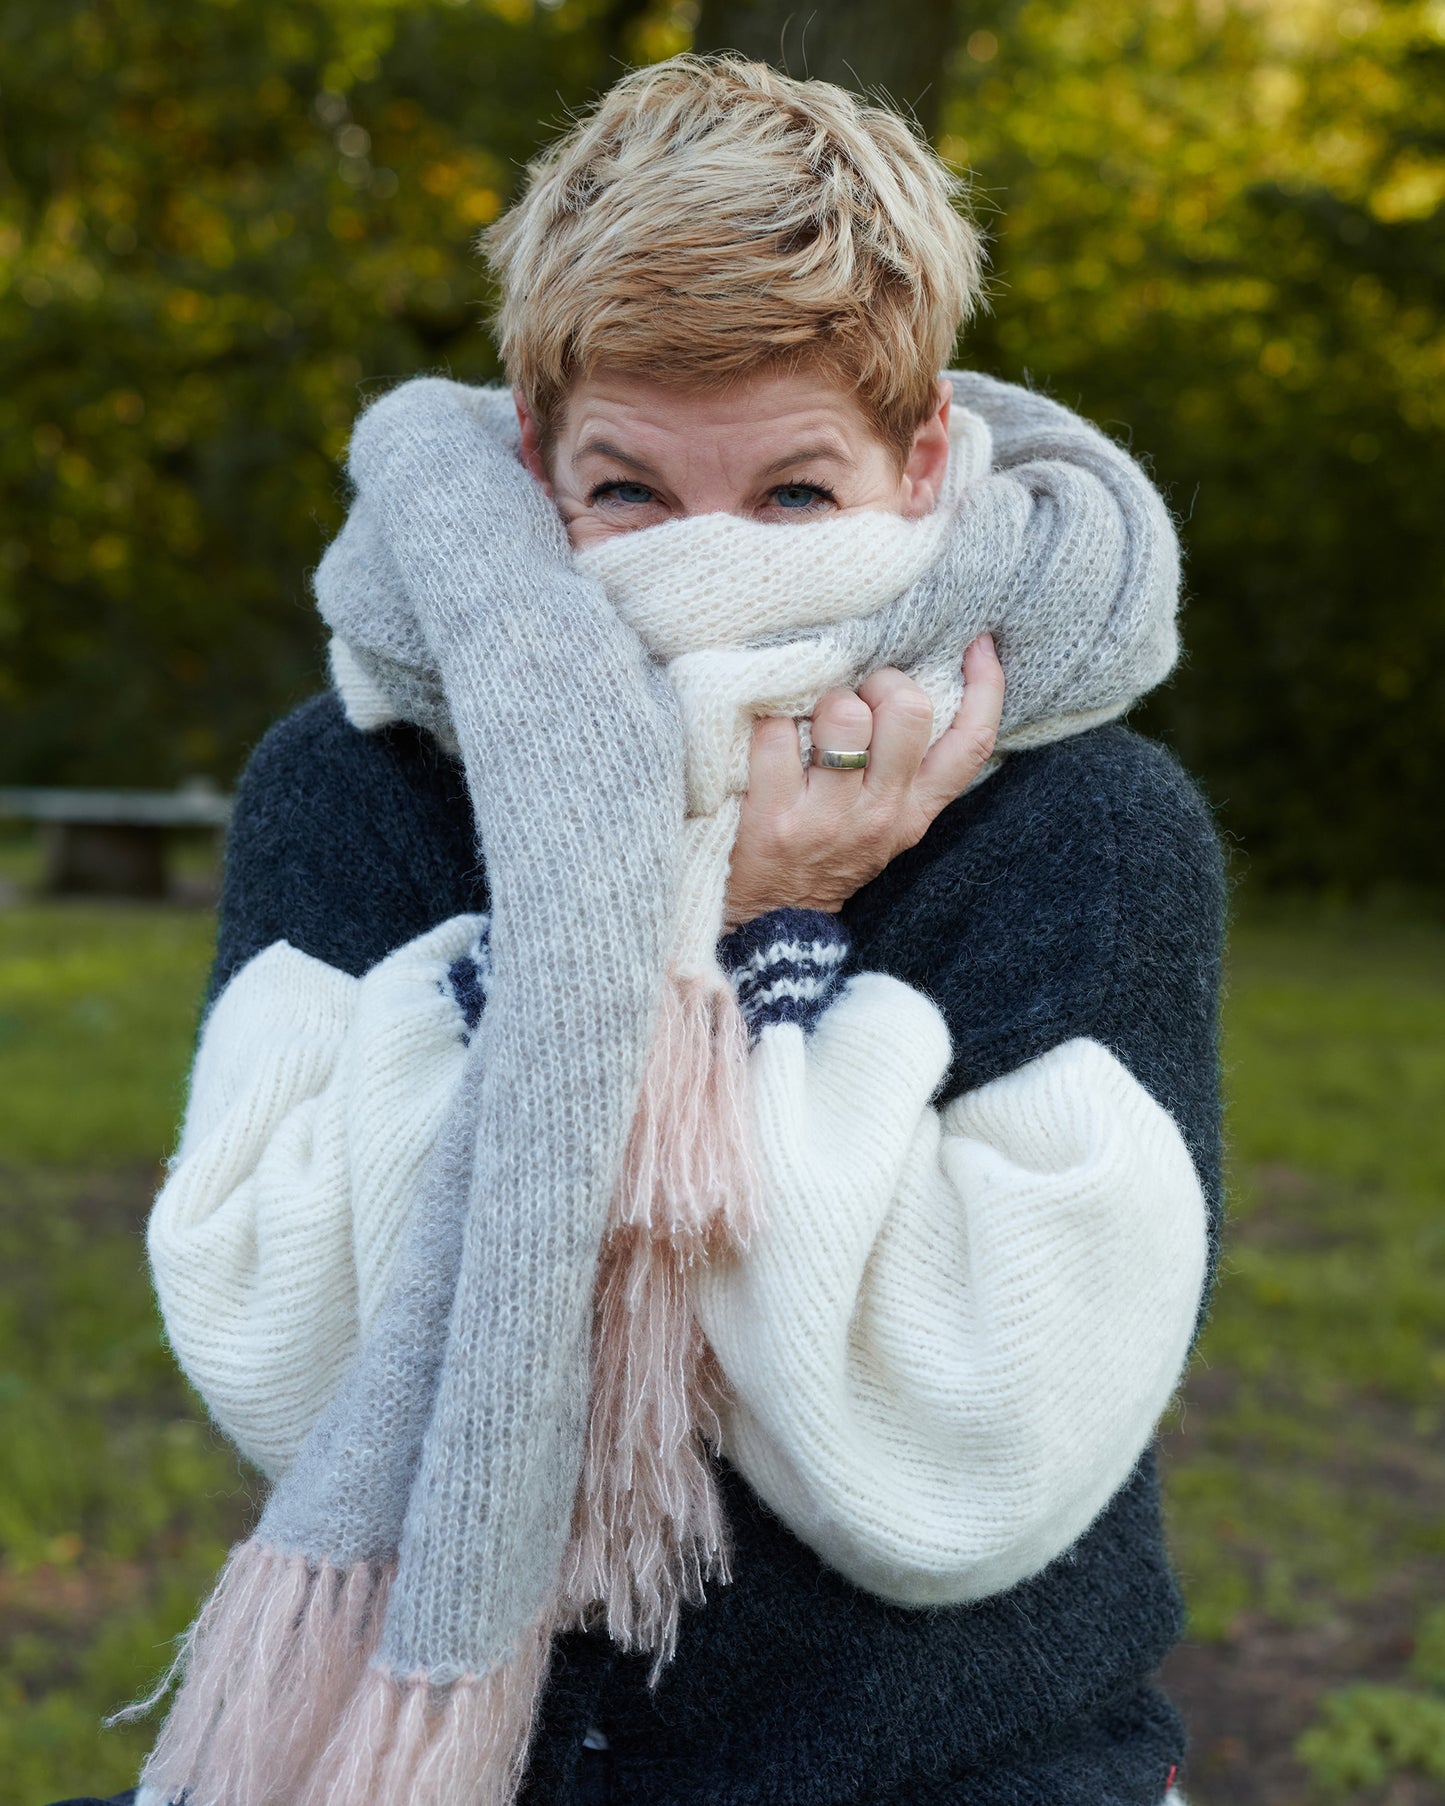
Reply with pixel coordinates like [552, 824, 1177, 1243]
[772, 484, 831, 510]
[593, 480, 656, 506]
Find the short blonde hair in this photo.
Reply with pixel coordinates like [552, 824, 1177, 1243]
[483, 55, 984, 459]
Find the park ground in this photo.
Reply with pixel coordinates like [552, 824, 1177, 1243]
[1, 854, 1442, 1804]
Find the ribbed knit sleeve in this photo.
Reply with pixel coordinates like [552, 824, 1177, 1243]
[151, 915, 489, 1479]
[846, 721, 1226, 1295]
[150, 693, 492, 1476]
[694, 725, 1225, 1604]
[693, 994, 1207, 1604]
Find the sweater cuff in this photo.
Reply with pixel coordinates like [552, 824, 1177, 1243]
[718, 908, 851, 1041]
[444, 917, 493, 1042]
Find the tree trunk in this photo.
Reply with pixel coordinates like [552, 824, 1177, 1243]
[692, 0, 960, 138]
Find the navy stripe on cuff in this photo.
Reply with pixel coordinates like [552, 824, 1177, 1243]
[718, 907, 851, 1040]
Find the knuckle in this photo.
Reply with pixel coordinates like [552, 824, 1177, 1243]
[858, 665, 902, 700]
[829, 699, 873, 737]
[894, 691, 937, 731]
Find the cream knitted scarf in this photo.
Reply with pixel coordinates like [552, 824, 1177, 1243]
[138, 370, 1179, 1806]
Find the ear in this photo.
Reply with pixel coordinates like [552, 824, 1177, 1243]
[514, 388, 552, 492]
[899, 377, 953, 519]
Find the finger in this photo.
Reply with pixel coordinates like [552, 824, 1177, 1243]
[806, 686, 873, 795]
[745, 714, 806, 814]
[857, 668, 937, 795]
[915, 633, 1005, 812]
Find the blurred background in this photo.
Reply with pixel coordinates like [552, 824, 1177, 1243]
[0, 1, 1441, 1801]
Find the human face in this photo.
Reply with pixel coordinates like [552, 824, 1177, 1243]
[516, 367, 953, 551]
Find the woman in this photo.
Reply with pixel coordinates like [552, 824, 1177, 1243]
[69, 53, 1222, 1806]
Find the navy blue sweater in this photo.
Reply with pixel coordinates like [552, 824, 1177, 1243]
[207, 693, 1225, 1806]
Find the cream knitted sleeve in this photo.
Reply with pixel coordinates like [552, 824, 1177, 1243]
[147, 913, 487, 1481]
[692, 971, 1208, 1607]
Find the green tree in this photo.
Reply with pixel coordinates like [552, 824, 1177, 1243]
[0, 0, 668, 787]
[945, 0, 1445, 885]
[693, 0, 966, 136]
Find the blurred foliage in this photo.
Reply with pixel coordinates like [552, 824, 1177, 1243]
[1, 0, 1443, 886]
[950, 0, 1445, 889]
[0, 0, 680, 787]
[1296, 1683, 1445, 1796]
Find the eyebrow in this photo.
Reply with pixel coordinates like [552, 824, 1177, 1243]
[759, 443, 857, 477]
[575, 437, 664, 479]
[573, 437, 859, 481]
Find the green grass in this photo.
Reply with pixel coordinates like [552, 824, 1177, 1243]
[0, 905, 217, 1165]
[0, 905, 253, 1803]
[1163, 913, 1445, 1620]
[1159, 906, 1445, 1801]
[0, 899, 1442, 1802]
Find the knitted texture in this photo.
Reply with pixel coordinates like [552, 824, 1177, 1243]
[170, 699, 1222, 1805]
[141, 364, 1197, 1806]
[141, 384, 686, 1805]
[694, 1012, 1207, 1605]
[321, 370, 1181, 776]
[717, 908, 850, 1039]
[583, 726, 1225, 1806]
[154, 905, 1208, 1612]
[150, 914, 491, 1478]
[317, 369, 1184, 1687]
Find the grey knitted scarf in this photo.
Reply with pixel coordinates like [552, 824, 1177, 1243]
[138, 369, 1179, 1806]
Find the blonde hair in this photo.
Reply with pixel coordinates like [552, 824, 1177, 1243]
[483, 55, 985, 459]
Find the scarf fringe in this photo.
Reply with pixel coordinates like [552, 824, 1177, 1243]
[563, 1229, 732, 1675]
[293, 1614, 555, 1806]
[138, 1538, 553, 1806]
[617, 969, 759, 1251]
[138, 1541, 391, 1805]
[141, 979, 758, 1796]
[559, 966, 756, 1674]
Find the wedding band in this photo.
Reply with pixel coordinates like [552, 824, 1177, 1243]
[814, 748, 870, 770]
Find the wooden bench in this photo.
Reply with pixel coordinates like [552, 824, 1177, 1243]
[0, 784, 232, 898]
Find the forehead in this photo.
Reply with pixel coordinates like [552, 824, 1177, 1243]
[559, 367, 878, 462]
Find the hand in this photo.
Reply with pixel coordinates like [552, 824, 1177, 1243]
[723, 634, 1006, 927]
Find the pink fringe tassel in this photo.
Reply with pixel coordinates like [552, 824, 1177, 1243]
[617, 969, 759, 1251]
[562, 1229, 731, 1671]
[138, 1541, 391, 1806]
[294, 1612, 556, 1806]
[139, 1537, 554, 1806]
[137, 968, 760, 1801]
[564, 967, 757, 1672]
